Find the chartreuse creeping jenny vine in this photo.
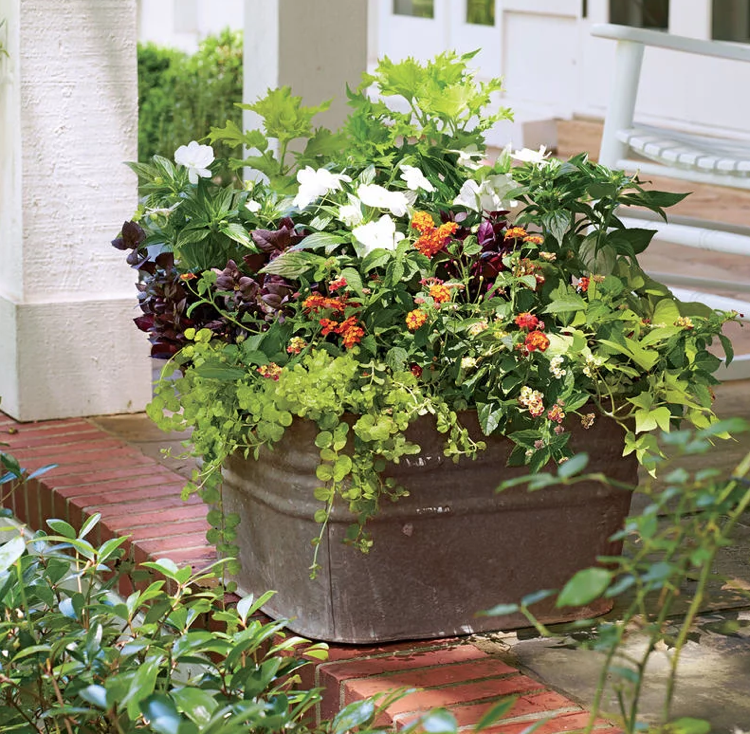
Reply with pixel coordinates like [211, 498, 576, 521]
[119, 51, 738, 577]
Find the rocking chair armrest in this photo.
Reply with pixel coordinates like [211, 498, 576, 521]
[592, 23, 750, 63]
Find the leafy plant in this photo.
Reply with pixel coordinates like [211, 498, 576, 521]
[491, 419, 750, 733]
[1, 405, 56, 507]
[115, 51, 738, 575]
[0, 513, 329, 733]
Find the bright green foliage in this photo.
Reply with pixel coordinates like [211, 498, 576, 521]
[0, 515, 325, 733]
[345, 51, 510, 173]
[0, 511, 503, 731]
[138, 30, 243, 181]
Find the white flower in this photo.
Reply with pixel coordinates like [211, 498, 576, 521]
[453, 180, 482, 210]
[245, 200, 262, 213]
[550, 356, 567, 379]
[399, 165, 435, 193]
[453, 174, 520, 213]
[352, 215, 404, 256]
[512, 145, 551, 165]
[451, 144, 485, 170]
[357, 184, 410, 217]
[293, 166, 351, 210]
[338, 197, 364, 227]
[174, 141, 215, 184]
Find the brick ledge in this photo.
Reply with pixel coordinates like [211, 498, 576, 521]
[0, 412, 622, 733]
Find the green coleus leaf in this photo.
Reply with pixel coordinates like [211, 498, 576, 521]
[260, 251, 326, 278]
[385, 346, 408, 372]
[219, 222, 252, 246]
[290, 232, 346, 251]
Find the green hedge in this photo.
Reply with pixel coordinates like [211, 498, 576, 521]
[138, 29, 243, 177]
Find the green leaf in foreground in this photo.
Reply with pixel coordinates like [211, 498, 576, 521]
[556, 567, 612, 608]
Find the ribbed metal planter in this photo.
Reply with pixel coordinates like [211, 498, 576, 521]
[222, 412, 636, 644]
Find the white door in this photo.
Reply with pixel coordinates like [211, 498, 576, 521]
[374, 0, 501, 72]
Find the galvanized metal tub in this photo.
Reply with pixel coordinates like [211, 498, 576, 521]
[222, 412, 636, 644]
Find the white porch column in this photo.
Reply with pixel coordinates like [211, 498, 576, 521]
[243, 0, 368, 133]
[0, 0, 151, 422]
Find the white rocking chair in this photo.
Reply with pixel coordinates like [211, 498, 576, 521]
[592, 23, 750, 380]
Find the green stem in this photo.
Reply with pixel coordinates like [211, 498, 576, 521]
[664, 449, 750, 714]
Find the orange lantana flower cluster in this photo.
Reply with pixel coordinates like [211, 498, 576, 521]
[411, 212, 458, 258]
[525, 331, 550, 352]
[504, 226, 528, 240]
[504, 227, 544, 246]
[303, 293, 349, 313]
[429, 283, 451, 304]
[319, 316, 364, 349]
[514, 310, 550, 353]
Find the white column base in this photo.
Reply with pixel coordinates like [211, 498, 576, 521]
[0, 294, 152, 422]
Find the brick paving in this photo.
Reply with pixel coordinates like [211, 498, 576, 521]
[0, 411, 623, 732]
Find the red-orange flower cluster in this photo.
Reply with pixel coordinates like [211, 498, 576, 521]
[523, 234, 544, 245]
[525, 331, 550, 352]
[329, 277, 347, 292]
[575, 276, 590, 293]
[411, 212, 458, 258]
[319, 316, 364, 349]
[514, 312, 540, 330]
[406, 309, 428, 331]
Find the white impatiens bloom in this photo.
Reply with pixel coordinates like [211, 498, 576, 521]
[338, 196, 364, 227]
[357, 183, 410, 217]
[399, 165, 435, 193]
[352, 215, 404, 256]
[452, 144, 485, 170]
[453, 174, 520, 213]
[174, 141, 215, 184]
[512, 145, 551, 165]
[293, 166, 352, 210]
[245, 200, 262, 213]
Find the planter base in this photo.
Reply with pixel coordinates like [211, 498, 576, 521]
[223, 414, 636, 644]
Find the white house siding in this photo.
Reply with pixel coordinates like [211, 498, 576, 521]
[137, 0, 243, 52]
